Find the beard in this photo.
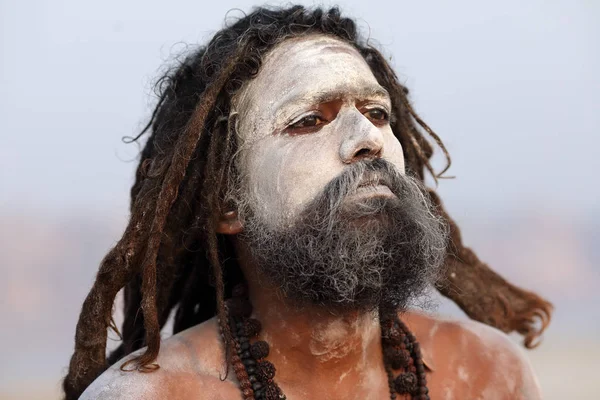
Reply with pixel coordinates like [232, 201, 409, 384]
[238, 159, 448, 313]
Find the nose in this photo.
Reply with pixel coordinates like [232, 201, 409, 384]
[338, 108, 384, 163]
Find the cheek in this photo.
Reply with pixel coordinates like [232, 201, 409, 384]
[245, 132, 342, 224]
[382, 129, 405, 173]
[285, 133, 342, 198]
[244, 139, 293, 213]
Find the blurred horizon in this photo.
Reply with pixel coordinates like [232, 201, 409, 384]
[1, 0, 599, 399]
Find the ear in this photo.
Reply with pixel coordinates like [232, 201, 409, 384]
[216, 210, 243, 235]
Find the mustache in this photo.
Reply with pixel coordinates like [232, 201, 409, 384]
[309, 158, 405, 207]
[329, 158, 404, 195]
[293, 158, 416, 233]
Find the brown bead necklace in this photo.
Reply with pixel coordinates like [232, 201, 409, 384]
[222, 285, 430, 400]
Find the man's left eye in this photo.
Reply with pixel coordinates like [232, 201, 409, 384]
[365, 108, 388, 121]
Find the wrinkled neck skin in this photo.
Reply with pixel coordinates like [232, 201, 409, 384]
[235, 242, 389, 399]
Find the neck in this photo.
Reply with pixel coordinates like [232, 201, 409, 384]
[237, 243, 388, 397]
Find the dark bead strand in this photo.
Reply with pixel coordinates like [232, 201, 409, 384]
[381, 314, 431, 400]
[228, 297, 262, 398]
[386, 366, 397, 400]
[243, 318, 262, 337]
[250, 339, 284, 398]
[384, 344, 411, 370]
[228, 315, 255, 400]
[382, 319, 414, 374]
[264, 384, 285, 400]
[219, 310, 254, 400]
[394, 372, 418, 395]
[237, 321, 268, 399]
[227, 288, 261, 399]
[237, 339, 261, 397]
[232, 283, 248, 298]
[396, 319, 429, 400]
[229, 289, 285, 400]
[383, 320, 404, 346]
[232, 343, 254, 398]
[250, 341, 270, 359]
[227, 297, 253, 319]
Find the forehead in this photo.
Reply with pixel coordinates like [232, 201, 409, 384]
[262, 34, 369, 71]
[233, 35, 386, 132]
[260, 34, 376, 82]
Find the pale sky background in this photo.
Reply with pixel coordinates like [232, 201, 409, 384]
[1, 0, 599, 399]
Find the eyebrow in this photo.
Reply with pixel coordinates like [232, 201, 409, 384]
[308, 85, 391, 105]
[275, 84, 391, 120]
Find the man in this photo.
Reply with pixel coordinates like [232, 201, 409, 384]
[64, 6, 552, 400]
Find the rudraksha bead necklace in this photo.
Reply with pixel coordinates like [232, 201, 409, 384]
[223, 285, 430, 400]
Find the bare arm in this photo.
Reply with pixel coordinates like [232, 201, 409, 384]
[512, 349, 543, 400]
[77, 354, 241, 400]
[78, 368, 160, 400]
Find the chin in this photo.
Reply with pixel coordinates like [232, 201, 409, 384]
[346, 213, 391, 230]
[341, 196, 400, 225]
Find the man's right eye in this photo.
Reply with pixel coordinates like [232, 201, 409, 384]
[287, 115, 326, 131]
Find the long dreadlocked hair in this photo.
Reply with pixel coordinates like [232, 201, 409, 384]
[63, 5, 553, 399]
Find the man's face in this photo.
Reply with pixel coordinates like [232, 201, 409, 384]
[233, 35, 405, 228]
[230, 34, 447, 311]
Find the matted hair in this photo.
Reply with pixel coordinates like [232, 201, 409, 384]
[63, 5, 552, 400]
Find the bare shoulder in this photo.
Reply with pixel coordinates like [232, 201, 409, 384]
[404, 311, 542, 400]
[80, 318, 242, 400]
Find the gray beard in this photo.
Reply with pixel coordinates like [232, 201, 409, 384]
[239, 159, 449, 313]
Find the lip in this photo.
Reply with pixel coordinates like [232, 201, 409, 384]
[351, 183, 395, 198]
[357, 178, 382, 188]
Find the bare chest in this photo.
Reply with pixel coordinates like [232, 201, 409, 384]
[166, 367, 507, 400]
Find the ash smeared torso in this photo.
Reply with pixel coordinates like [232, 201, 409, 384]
[79, 311, 541, 400]
[405, 313, 541, 400]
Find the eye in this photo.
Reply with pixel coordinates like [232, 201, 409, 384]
[365, 108, 389, 123]
[286, 114, 326, 133]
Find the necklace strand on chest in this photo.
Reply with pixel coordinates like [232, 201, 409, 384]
[220, 285, 430, 400]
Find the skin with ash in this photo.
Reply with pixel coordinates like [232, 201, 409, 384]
[64, 6, 550, 400]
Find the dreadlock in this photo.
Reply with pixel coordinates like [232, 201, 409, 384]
[63, 5, 552, 399]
